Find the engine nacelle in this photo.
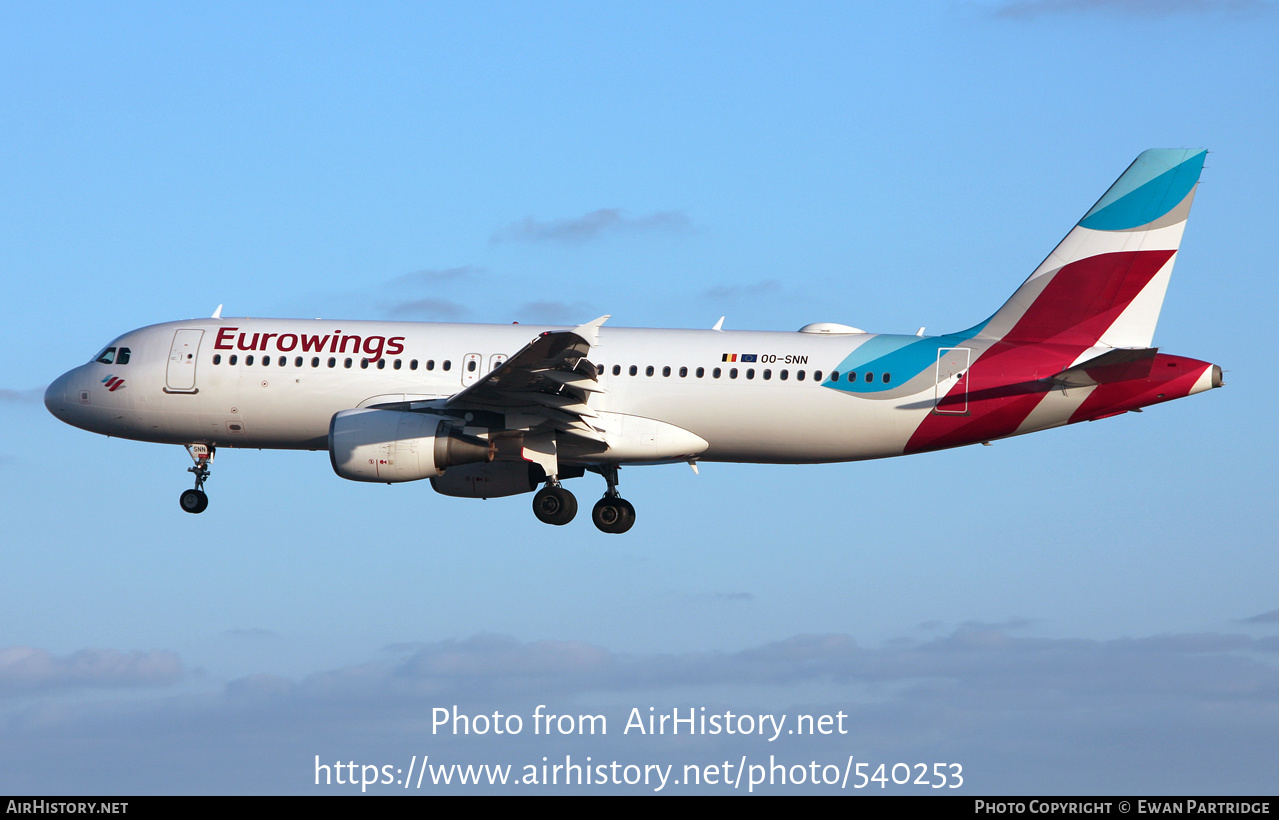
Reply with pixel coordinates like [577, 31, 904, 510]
[329, 408, 493, 483]
[429, 461, 547, 499]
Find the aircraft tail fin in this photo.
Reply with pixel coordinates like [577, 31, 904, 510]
[978, 149, 1207, 349]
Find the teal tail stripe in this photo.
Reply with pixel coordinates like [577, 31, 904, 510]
[1078, 149, 1205, 232]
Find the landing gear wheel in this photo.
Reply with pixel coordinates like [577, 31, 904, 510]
[592, 497, 635, 534]
[179, 488, 209, 514]
[532, 486, 577, 525]
[181, 444, 214, 514]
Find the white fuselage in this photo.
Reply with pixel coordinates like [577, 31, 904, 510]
[45, 317, 989, 465]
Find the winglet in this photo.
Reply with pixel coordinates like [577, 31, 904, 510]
[211, 304, 223, 319]
[712, 317, 725, 331]
[571, 315, 610, 347]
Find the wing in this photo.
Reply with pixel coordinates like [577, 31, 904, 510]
[444, 315, 610, 444]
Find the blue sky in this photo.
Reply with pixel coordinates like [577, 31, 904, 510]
[2, 0, 1277, 794]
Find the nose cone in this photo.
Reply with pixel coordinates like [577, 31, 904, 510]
[45, 370, 72, 418]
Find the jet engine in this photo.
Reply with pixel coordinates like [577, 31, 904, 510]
[329, 408, 494, 483]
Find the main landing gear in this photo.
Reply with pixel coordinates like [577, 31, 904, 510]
[530, 465, 636, 533]
[179, 444, 213, 514]
[532, 481, 577, 526]
[592, 495, 635, 534]
[591, 464, 635, 534]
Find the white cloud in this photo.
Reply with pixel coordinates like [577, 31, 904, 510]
[492, 209, 692, 244]
[0, 647, 183, 695]
[4, 626, 1278, 793]
[701, 280, 781, 302]
[389, 267, 485, 287]
[0, 388, 43, 404]
[383, 297, 470, 319]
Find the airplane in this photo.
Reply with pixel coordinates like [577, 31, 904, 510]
[45, 149, 1222, 534]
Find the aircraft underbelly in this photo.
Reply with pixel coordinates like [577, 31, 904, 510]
[623, 389, 916, 463]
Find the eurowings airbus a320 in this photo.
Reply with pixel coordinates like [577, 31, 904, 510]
[46, 150, 1223, 533]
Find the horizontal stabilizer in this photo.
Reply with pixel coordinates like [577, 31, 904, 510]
[1050, 348, 1158, 389]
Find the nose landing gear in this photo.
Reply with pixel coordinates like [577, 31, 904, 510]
[180, 444, 213, 514]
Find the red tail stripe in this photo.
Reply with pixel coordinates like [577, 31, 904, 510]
[1003, 250, 1175, 346]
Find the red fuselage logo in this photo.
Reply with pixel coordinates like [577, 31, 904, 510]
[214, 327, 406, 362]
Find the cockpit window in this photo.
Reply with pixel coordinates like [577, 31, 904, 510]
[93, 346, 131, 365]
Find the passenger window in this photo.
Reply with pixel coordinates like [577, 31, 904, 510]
[746, 369, 755, 379]
[278, 356, 286, 366]
[780, 370, 788, 380]
[662, 366, 671, 377]
[94, 347, 116, 364]
[443, 360, 452, 371]
[814, 370, 822, 382]
[360, 358, 369, 369]
[229, 354, 238, 365]
[116, 348, 131, 365]
[763, 369, 771, 380]
[312, 357, 320, 367]
[427, 360, 435, 370]
[848, 371, 857, 382]
[613, 365, 621, 376]
[713, 368, 721, 379]
[294, 357, 303, 367]
[467, 360, 477, 372]
[261, 356, 269, 366]
[865, 372, 873, 383]
[393, 359, 402, 370]
[246, 355, 255, 366]
[797, 370, 806, 381]
[696, 367, 704, 378]
[646, 366, 654, 376]
[328, 357, 336, 368]
[213, 354, 222, 365]
[377, 359, 386, 370]
[629, 365, 638, 376]
[344, 358, 353, 368]
[410, 359, 418, 370]
[679, 367, 687, 377]
[830, 371, 839, 382]
[729, 368, 738, 379]
[597, 364, 604, 375]
[882, 372, 891, 384]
